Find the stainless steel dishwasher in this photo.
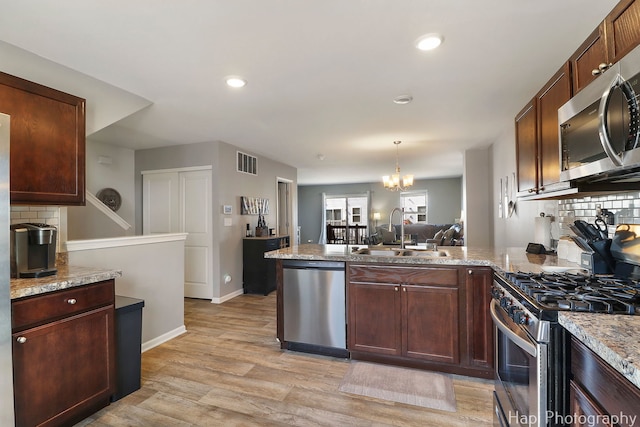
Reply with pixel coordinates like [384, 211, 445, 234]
[282, 260, 347, 357]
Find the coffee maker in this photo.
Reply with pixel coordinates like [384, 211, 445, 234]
[10, 223, 57, 278]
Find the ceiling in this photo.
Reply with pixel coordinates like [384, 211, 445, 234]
[0, 1, 619, 185]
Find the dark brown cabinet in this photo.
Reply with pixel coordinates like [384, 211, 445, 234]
[569, 25, 609, 94]
[348, 281, 401, 356]
[0, 71, 85, 206]
[569, 0, 640, 95]
[243, 236, 289, 295]
[465, 267, 494, 370]
[515, 99, 538, 195]
[11, 280, 115, 427]
[536, 63, 572, 192]
[570, 337, 640, 427]
[605, 0, 640, 64]
[516, 64, 571, 197]
[347, 264, 493, 379]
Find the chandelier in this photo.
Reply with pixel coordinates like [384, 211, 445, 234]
[382, 141, 414, 191]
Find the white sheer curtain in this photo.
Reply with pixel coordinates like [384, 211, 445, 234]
[318, 192, 327, 243]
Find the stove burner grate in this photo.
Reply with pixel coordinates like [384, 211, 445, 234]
[503, 271, 640, 315]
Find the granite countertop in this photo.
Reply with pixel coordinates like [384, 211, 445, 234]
[264, 244, 584, 275]
[559, 312, 640, 389]
[11, 265, 122, 300]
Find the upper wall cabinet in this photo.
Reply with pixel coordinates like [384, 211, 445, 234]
[605, 0, 640, 63]
[570, 0, 640, 95]
[569, 24, 609, 94]
[0, 72, 86, 206]
[515, 63, 572, 196]
[515, 99, 537, 195]
[536, 63, 572, 191]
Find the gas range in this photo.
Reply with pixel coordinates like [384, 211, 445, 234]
[499, 271, 640, 316]
[492, 265, 640, 426]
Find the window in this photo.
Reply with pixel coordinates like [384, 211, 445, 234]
[401, 191, 428, 224]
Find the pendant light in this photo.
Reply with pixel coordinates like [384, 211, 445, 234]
[382, 141, 414, 191]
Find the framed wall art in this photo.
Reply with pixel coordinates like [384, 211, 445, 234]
[240, 196, 269, 215]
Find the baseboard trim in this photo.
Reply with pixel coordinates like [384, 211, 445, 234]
[141, 325, 187, 353]
[212, 288, 244, 304]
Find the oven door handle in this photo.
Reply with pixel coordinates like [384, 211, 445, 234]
[490, 300, 537, 357]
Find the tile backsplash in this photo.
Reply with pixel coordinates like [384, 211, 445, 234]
[10, 206, 62, 253]
[10, 206, 60, 227]
[557, 191, 640, 234]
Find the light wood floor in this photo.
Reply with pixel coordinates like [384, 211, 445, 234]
[77, 293, 495, 426]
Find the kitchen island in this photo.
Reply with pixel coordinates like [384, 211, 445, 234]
[267, 244, 640, 391]
[267, 244, 582, 379]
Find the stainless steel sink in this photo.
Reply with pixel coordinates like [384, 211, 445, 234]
[400, 250, 449, 257]
[353, 248, 448, 257]
[354, 248, 404, 256]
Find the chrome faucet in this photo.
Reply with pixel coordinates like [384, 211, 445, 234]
[388, 207, 405, 249]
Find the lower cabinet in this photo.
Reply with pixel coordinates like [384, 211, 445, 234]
[570, 337, 640, 427]
[11, 280, 115, 427]
[347, 264, 493, 378]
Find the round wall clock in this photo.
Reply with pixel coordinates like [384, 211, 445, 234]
[96, 188, 122, 212]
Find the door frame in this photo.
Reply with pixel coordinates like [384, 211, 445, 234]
[276, 177, 293, 242]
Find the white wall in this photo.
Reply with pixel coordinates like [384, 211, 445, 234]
[67, 234, 187, 351]
[463, 146, 492, 247]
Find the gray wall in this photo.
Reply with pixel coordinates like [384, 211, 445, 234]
[135, 141, 297, 300]
[298, 178, 462, 244]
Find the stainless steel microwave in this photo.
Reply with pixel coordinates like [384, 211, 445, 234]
[558, 44, 640, 182]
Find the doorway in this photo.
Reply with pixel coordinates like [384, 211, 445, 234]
[277, 178, 293, 242]
[324, 194, 369, 244]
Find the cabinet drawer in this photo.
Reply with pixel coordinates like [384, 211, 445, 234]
[12, 280, 115, 331]
[349, 265, 459, 286]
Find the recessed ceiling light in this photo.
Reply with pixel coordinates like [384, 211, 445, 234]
[393, 95, 413, 105]
[225, 76, 247, 88]
[415, 33, 443, 51]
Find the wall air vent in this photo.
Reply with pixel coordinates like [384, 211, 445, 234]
[237, 151, 257, 175]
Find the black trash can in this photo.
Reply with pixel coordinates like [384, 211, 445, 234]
[111, 295, 145, 402]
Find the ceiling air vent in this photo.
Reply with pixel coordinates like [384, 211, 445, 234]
[237, 151, 257, 175]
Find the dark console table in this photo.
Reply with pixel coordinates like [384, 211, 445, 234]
[243, 235, 290, 295]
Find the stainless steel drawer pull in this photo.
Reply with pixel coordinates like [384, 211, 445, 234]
[16, 336, 27, 344]
[67, 298, 77, 305]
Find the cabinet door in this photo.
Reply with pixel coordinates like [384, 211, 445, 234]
[570, 24, 608, 94]
[0, 72, 86, 206]
[515, 99, 538, 195]
[465, 267, 494, 370]
[13, 306, 115, 427]
[605, 0, 640, 63]
[402, 284, 459, 364]
[569, 381, 611, 427]
[348, 282, 401, 356]
[537, 63, 571, 190]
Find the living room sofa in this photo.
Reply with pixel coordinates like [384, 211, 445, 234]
[369, 223, 464, 246]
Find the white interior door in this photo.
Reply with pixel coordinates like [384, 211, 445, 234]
[180, 170, 212, 300]
[142, 168, 213, 300]
[142, 172, 179, 234]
